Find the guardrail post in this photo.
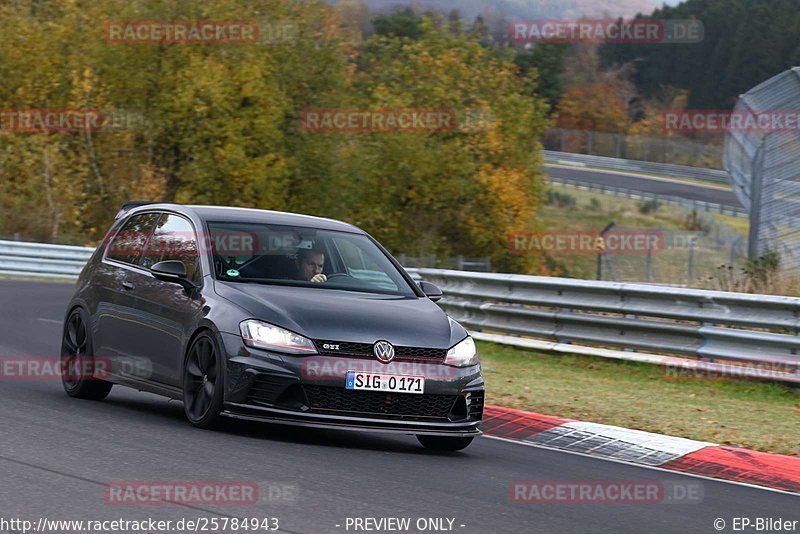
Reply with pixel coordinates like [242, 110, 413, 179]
[597, 222, 615, 280]
[747, 143, 766, 260]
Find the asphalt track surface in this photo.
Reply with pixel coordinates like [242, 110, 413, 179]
[0, 279, 797, 534]
[545, 165, 742, 208]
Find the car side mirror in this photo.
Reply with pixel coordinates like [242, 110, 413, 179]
[418, 281, 443, 302]
[151, 260, 194, 290]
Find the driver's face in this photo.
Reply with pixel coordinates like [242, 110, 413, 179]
[298, 252, 324, 280]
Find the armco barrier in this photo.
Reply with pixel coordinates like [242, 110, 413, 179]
[3, 240, 798, 383]
[408, 268, 800, 383]
[549, 175, 748, 218]
[0, 240, 94, 279]
[544, 150, 730, 185]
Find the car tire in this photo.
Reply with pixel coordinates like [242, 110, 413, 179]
[183, 331, 224, 429]
[416, 435, 474, 451]
[61, 308, 113, 400]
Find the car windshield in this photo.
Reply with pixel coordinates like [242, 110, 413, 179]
[207, 222, 417, 297]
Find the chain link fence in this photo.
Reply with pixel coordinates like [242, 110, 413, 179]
[725, 67, 800, 272]
[597, 215, 748, 287]
[544, 128, 724, 169]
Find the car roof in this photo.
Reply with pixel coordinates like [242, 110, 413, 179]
[124, 203, 365, 233]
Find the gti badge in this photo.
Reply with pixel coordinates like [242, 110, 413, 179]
[373, 340, 395, 363]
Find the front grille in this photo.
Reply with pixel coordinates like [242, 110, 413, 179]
[315, 341, 372, 357]
[313, 340, 447, 362]
[302, 385, 457, 420]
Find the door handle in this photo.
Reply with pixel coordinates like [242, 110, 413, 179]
[122, 281, 135, 291]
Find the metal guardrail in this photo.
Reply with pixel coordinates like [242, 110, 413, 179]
[4, 240, 798, 382]
[544, 150, 730, 185]
[0, 240, 93, 279]
[409, 268, 800, 383]
[543, 128, 724, 170]
[549, 175, 749, 218]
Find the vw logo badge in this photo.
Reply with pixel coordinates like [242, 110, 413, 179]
[373, 341, 395, 363]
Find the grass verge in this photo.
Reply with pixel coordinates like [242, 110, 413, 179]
[478, 340, 800, 456]
[535, 185, 742, 282]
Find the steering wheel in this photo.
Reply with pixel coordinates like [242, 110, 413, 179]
[325, 273, 352, 280]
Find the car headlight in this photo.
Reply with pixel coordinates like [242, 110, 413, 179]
[239, 320, 318, 354]
[444, 336, 478, 367]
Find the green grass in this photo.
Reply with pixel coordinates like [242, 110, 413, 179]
[710, 213, 749, 236]
[478, 340, 800, 456]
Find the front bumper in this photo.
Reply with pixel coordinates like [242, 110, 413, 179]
[219, 332, 484, 436]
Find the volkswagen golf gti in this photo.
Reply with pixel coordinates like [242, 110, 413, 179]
[61, 202, 484, 450]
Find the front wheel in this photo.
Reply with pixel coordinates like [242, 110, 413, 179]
[417, 435, 474, 451]
[183, 332, 224, 429]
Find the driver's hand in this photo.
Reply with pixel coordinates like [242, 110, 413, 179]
[310, 273, 327, 283]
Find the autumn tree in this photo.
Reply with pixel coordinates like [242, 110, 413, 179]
[322, 17, 551, 272]
[0, 0, 551, 273]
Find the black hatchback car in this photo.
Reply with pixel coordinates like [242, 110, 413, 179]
[61, 203, 484, 450]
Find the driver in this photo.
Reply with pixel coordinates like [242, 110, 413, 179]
[295, 248, 327, 283]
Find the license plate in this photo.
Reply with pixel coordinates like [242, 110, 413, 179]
[345, 371, 425, 394]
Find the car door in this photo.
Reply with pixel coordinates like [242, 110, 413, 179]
[93, 212, 161, 375]
[129, 212, 204, 387]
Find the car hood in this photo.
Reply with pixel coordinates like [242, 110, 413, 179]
[214, 281, 467, 349]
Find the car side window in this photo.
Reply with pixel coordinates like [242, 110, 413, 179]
[332, 237, 399, 291]
[106, 213, 161, 266]
[140, 214, 200, 282]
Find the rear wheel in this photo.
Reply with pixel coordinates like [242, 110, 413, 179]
[61, 308, 113, 400]
[183, 332, 224, 429]
[417, 435, 474, 451]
